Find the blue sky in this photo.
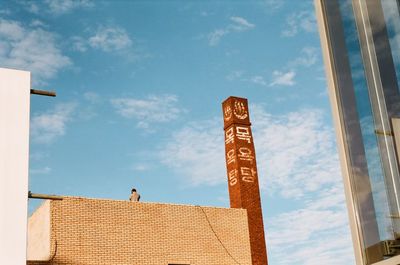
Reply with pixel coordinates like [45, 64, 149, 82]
[1, 0, 355, 264]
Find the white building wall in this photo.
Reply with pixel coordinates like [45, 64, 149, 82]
[27, 201, 51, 261]
[0, 68, 31, 264]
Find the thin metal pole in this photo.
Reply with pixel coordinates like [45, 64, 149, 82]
[28, 191, 63, 200]
[30, 89, 56, 97]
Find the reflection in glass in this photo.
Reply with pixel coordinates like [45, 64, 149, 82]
[339, 0, 393, 242]
[381, 0, 400, 92]
[359, 0, 400, 243]
[320, 0, 400, 263]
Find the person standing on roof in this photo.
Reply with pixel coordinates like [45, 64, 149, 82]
[129, 188, 140, 202]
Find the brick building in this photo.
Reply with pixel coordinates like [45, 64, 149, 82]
[27, 197, 253, 265]
[26, 97, 267, 265]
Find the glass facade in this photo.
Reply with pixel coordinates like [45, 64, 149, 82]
[316, 0, 400, 264]
[382, 0, 400, 91]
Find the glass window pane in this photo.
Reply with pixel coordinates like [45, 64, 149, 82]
[382, 0, 400, 92]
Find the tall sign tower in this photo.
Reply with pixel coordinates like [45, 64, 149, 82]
[222, 96, 268, 265]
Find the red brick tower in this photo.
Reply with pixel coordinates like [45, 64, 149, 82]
[222, 96, 268, 265]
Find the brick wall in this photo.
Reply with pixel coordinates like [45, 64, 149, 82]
[27, 197, 252, 265]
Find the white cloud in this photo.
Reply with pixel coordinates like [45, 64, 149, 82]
[30, 102, 77, 144]
[0, 19, 71, 85]
[208, 16, 255, 46]
[22, 1, 40, 14]
[159, 105, 354, 264]
[30, 19, 47, 28]
[269, 70, 296, 86]
[226, 70, 244, 81]
[71, 36, 87, 52]
[264, 0, 284, 10]
[160, 106, 338, 197]
[44, 0, 93, 14]
[83, 91, 100, 103]
[21, 0, 93, 15]
[111, 94, 183, 129]
[131, 163, 151, 172]
[229, 16, 255, 31]
[88, 26, 132, 52]
[208, 29, 228, 46]
[227, 71, 293, 88]
[160, 119, 225, 186]
[0, 19, 24, 40]
[290, 46, 318, 67]
[30, 166, 52, 175]
[266, 183, 354, 265]
[282, 11, 316, 37]
[250, 75, 267, 86]
[78, 92, 101, 119]
[391, 33, 400, 60]
[29, 151, 49, 162]
[268, 189, 347, 246]
[73, 25, 133, 53]
[381, 0, 400, 61]
[230, 47, 317, 88]
[251, 106, 340, 197]
[227, 70, 268, 87]
[0, 9, 12, 15]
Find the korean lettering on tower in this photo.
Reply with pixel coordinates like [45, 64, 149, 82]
[223, 97, 258, 188]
